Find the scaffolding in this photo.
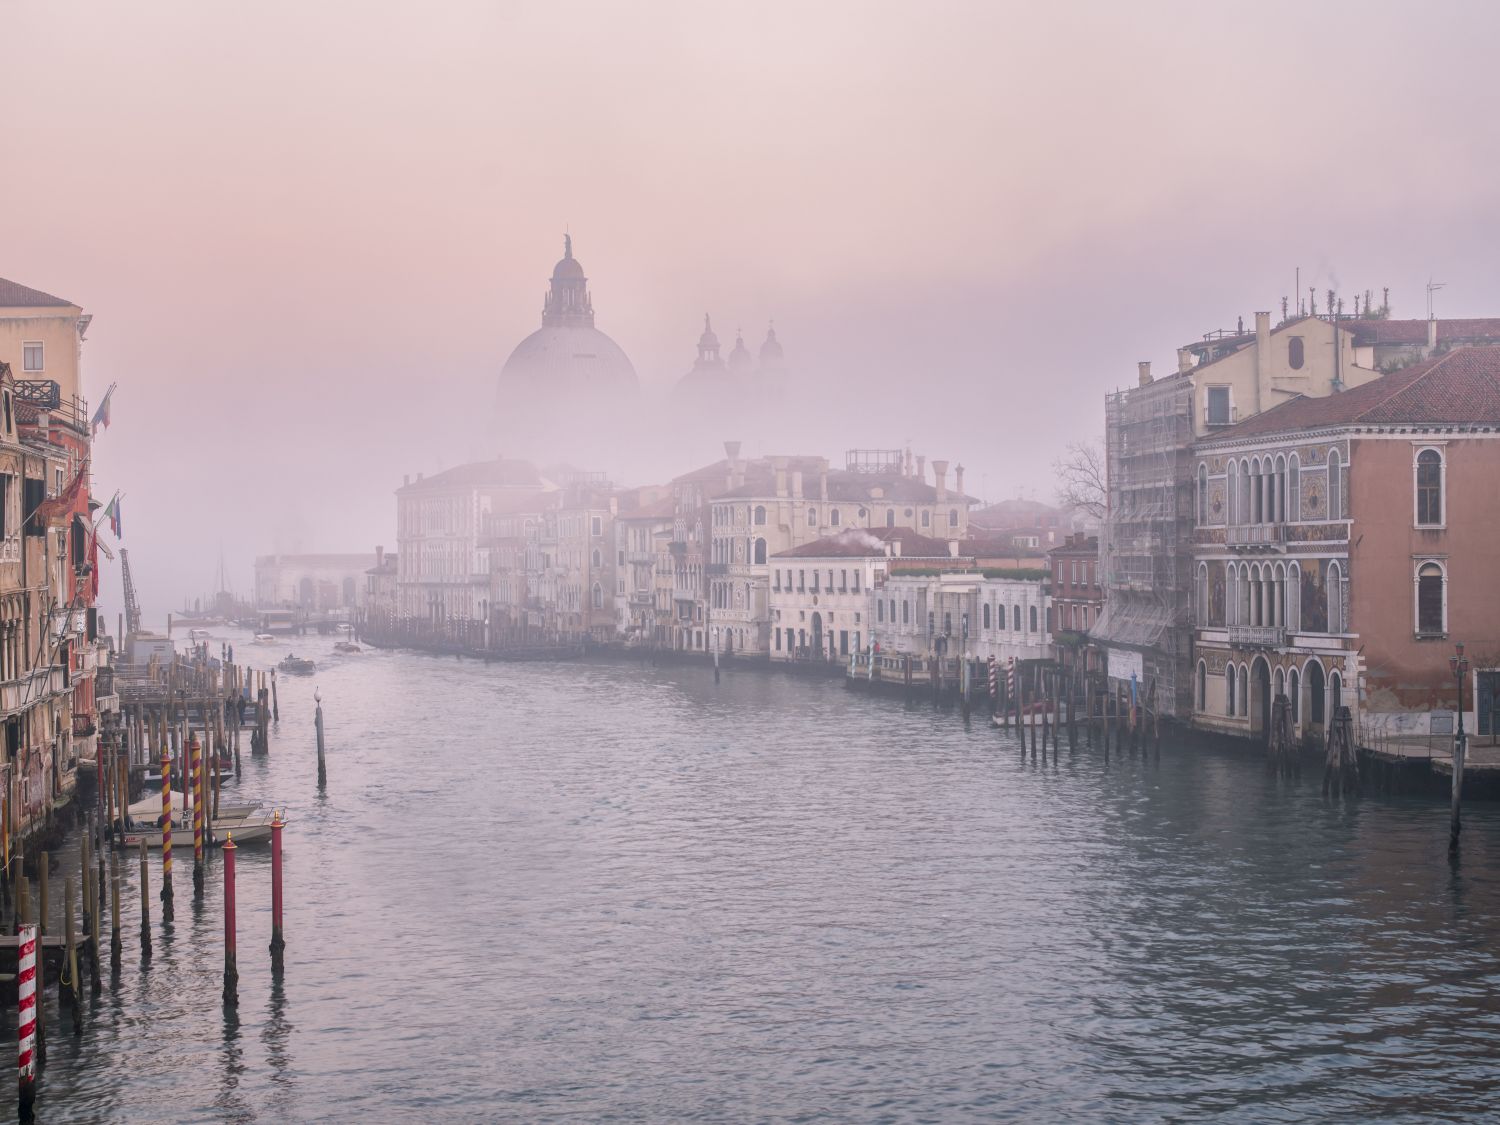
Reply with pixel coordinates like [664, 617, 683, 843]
[1093, 375, 1196, 718]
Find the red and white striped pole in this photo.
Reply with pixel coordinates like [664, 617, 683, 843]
[160, 749, 174, 922]
[222, 833, 238, 1007]
[269, 810, 285, 974]
[18, 921, 37, 1119]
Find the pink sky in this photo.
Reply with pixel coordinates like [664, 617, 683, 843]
[5, 0, 1500, 615]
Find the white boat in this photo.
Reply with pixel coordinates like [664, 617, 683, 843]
[253, 633, 279, 645]
[121, 790, 282, 848]
[189, 627, 212, 641]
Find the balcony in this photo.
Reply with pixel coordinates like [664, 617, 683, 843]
[706, 563, 729, 576]
[1226, 524, 1284, 549]
[1228, 624, 1284, 648]
[72, 714, 96, 738]
[0, 667, 66, 714]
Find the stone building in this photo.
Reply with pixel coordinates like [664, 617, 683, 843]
[1048, 533, 1102, 672]
[707, 444, 974, 657]
[394, 457, 546, 626]
[873, 570, 1052, 669]
[255, 553, 379, 611]
[766, 527, 953, 662]
[1189, 345, 1500, 745]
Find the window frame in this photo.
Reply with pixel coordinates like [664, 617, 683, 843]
[1413, 444, 1445, 529]
[1414, 557, 1447, 638]
[22, 342, 43, 373]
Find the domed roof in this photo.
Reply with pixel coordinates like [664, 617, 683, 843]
[501, 324, 639, 393]
[698, 313, 720, 351]
[552, 255, 586, 281]
[759, 324, 785, 367]
[727, 330, 754, 374]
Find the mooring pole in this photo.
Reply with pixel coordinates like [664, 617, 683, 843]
[222, 834, 238, 1007]
[315, 689, 327, 791]
[18, 922, 37, 1122]
[138, 840, 151, 962]
[109, 851, 122, 974]
[190, 734, 204, 897]
[269, 811, 285, 974]
[159, 749, 174, 922]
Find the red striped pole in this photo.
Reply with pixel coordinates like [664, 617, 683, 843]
[269, 810, 285, 973]
[190, 734, 204, 896]
[18, 921, 37, 1118]
[222, 834, 238, 1007]
[160, 750, 174, 922]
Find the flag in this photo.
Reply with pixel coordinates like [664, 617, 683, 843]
[34, 464, 88, 524]
[104, 494, 122, 538]
[90, 384, 116, 437]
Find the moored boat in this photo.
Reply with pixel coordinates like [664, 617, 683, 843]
[278, 654, 315, 674]
[121, 791, 282, 848]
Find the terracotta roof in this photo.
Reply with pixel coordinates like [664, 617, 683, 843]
[772, 527, 958, 559]
[1210, 346, 1500, 439]
[1345, 318, 1500, 347]
[0, 278, 74, 308]
[398, 458, 542, 493]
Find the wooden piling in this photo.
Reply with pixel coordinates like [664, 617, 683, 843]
[18, 922, 37, 1122]
[271, 669, 279, 722]
[160, 749, 174, 922]
[316, 691, 327, 791]
[1449, 728, 1466, 854]
[138, 840, 151, 962]
[62, 876, 80, 1033]
[109, 851, 121, 973]
[37, 855, 47, 938]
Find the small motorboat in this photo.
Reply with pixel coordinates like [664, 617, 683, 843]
[278, 654, 315, 674]
[189, 627, 212, 641]
[121, 790, 282, 848]
[333, 641, 362, 654]
[253, 633, 279, 645]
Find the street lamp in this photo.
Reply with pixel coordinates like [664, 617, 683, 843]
[1449, 641, 1470, 854]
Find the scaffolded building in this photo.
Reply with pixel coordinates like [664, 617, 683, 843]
[1093, 370, 1196, 719]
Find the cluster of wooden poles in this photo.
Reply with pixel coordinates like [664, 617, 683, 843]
[10, 767, 287, 1121]
[988, 662, 1161, 760]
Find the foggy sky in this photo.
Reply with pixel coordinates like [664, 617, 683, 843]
[6, 0, 1500, 619]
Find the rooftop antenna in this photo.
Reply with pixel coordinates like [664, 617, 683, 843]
[1426, 278, 1446, 321]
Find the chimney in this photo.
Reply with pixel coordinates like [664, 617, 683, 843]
[819, 467, 828, 501]
[724, 440, 743, 489]
[773, 455, 789, 498]
[916, 455, 926, 482]
[1137, 361, 1152, 387]
[1253, 310, 1271, 414]
[1177, 347, 1194, 375]
[791, 469, 803, 499]
[905, 447, 914, 477]
[948, 540, 959, 558]
[954, 464, 965, 499]
[376, 545, 384, 567]
[403, 474, 410, 487]
[932, 459, 949, 502]
[1427, 317, 1438, 351]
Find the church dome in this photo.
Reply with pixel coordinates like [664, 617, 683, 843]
[759, 324, 785, 367]
[499, 235, 639, 404]
[727, 330, 754, 374]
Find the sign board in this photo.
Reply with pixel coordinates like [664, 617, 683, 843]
[1108, 647, 1143, 683]
[1430, 711, 1455, 736]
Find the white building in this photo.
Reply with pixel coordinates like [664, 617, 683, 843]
[875, 572, 1052, 667]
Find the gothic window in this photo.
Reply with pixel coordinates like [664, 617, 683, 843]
[1327, 561, 1344, 634]
[1198, 463, 1208, 525]
[1328, 449, 1343, 520]
[1289, 667, 1300, 722]
[1288, 454, 1300, 521]
[1197, 660, 1207, 711]
[1416, 448, 1443, 526]
[754, 505, 766, 526]
[1227, 460, 1238, 524]
[1226, 665, 1236, 716]
[1239, 664, 1249, 717]
[591, 583, 603, 609]
[754, 538, 767, 565]
[830, 509, 841, 526]
[1417, 561, 1445, 636]
[983, 603, 991, 629]
[1029, 605, 1038, 632]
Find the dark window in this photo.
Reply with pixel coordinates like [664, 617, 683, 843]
[1417, 563, 1444, 635]
[1013, 605, 1021, 630]
[1029, 605, 1038, 632]
[1206, 386, 1231, 426]
[0, 475, 9, 538]
[943, 612, 952, 635]
[1288, 336, 1305, 369]
[885, 509, 895, 528]
[1416, 449, 1442, 525]
[23, 478, 44, 536]
[1478, 671, 1500, 737]
[983, 603, 991, 629]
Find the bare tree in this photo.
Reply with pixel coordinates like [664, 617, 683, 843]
[1054, 439, 1106, 520]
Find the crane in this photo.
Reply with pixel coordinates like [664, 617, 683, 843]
[120, 547, 142, 636]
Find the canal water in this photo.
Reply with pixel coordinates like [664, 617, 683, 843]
[7, 631, 1500, 1122]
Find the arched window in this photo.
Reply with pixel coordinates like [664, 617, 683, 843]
[1226, 665, 1236, 716]
[754, 538, 767, 565]
[922, 510, 931, 527]
[1240, 460, 1252, 524]
[830, 508, 841, 527]
[1274, 562, 1287, 627]
[807, 507, 817, 527]
[1417, 561, 1445, 635]
[982, 603, 991, 629]
[1239, 664, 1249, 717]
[1289, 667, 1300, 722]
[1029, 605, 1038, 632]
[1416, 448, 1443, 526]
[1330, 671, 1343, 717]
[886, 509, 895, 528]
[1198, 463, 1209, 525]
[1227, 565, 1237, 626]
[1227, 460, 1238, 524]
[1197, 660, 1207, 711]
[1251, 456, 1263, 524]
[1288, 336, 1305, 369]
[1274, 454, 1287, 523]
[591, 548, 602, 568]
[1328, 449, 1343, 520]
[754, 505, 766, 526]
[902, 600, 910, 625]
[948, 509, 959, 528]
[1328, 561, 1343, 634]
[591, 583, 603, 609]
[1288, 562, 1301, 633]
[1013, 605, 1021, 631]
[1274, 666, 1285, 702]
[1288, 454, 1301, 521]
[1197, 563, 1208, 621]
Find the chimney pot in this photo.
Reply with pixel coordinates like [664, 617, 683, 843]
[1137, 361, 1152, 387]
[1177, 347, 1193, 375]
[1427, 317, 1438, 351]
[954, 464, 965, 499]
[931, 459, 949, 503]
[916, 455, 926, 482]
